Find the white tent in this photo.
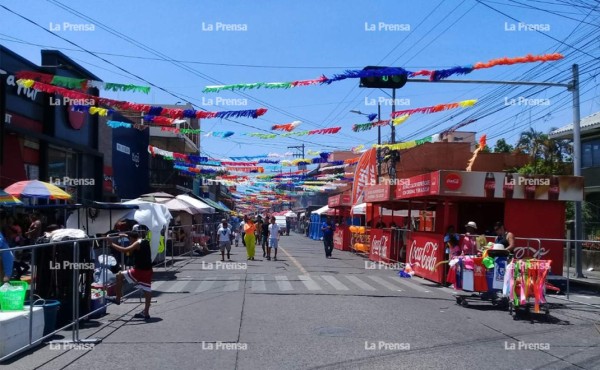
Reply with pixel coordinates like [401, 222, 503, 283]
[66, 200, 172, 262]
[284, 210, 297, 217]
[351, 203, 421, 217]
[176, 194, 215, 214]
[311, 205, 330, 215]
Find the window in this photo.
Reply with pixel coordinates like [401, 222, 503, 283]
[582, 139, 600, 168]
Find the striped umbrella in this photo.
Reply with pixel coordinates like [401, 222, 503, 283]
[0, 188, 22, 206]
[5, 180, 72, 200]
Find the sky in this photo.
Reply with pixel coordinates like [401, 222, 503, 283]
[1, 0, 599, 164]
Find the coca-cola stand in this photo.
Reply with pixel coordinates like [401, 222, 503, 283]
[363, 170, 583, 284]
[328, 193, 352, 251]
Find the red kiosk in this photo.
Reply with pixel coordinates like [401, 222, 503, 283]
[363, 185, 401, 264]
[364, 170, 583, 283]
[328, 193, 352, 251]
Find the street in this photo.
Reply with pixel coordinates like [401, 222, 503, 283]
[6, 233, 600, 370]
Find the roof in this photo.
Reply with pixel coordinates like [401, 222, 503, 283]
[199, 197, 230, 212]
[549, 111, 600, 139]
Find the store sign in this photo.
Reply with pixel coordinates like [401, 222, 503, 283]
[352, 148, 377, 205]
[395, 172, 440, 199]
[364, 184, 391, 202]
[328, 194, 352, 208]
[0, 69, 39, 101]
[369, 229, 390, 262]
[333, 228, 345, 250]
[407, 233, 444, 283]
[437, 170, 584, 201]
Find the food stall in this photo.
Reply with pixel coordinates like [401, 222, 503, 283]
[364, 170, 583, 284]
[328, 193, 353, 251]
[362, 185, 403, 264]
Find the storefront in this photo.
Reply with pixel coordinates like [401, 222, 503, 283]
[365, 170, 583, 283]
[1, 47, 104, 204]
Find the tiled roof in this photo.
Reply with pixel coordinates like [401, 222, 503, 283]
[549, 111, 600, 138]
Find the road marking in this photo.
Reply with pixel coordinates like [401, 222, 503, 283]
[280, 246, 308, 275]
[367, 276, 402, 291]
[251, 276, 266, 291]
[275, 276, 293, 291]
[195, 277, 217, 292]
[298, 275, 321, 291]
[345, 275, 377, 291]
[152, 281, 166, 291]
[321, 275, 349, 291]
[165, 280, 189, 293]
[391, 276, 431, 293]
[223, 277, 240, 292]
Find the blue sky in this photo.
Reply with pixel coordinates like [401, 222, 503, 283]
[1, 0, 598, 162]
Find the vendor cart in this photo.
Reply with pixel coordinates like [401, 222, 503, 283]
[447, 248, 510, 309]
[504, 259, 551, 318]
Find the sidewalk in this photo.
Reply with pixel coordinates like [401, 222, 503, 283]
[559, 266, 600, 291]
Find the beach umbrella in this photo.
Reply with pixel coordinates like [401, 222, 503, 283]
[0, 188, 22, 206]
[139, 192, 174, 203]
[5, 180, 71, 200]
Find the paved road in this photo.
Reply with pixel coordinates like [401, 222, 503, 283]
[6, 234, 600, 370]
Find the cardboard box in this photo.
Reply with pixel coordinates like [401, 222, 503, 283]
[0, 306, 45, 359]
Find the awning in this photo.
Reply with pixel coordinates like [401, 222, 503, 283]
[311, 205, 330, 215]
[218, 201, 233, 213]
[175, 194, 215, 214]
[199, 197, 230, 212]
[351, 203, 420, 216]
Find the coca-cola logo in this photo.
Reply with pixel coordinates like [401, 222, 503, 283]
[333, 230, 343, 246]
[408, 240, 438, 271]
[444, 173, 462, 191]
[513, 246, 550, 259]
[371, 235, 389, 257]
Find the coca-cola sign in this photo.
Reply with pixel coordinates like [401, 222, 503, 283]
[444, 173, 462, 191]
[512, 245, 550, 260]
[406, 234, 445, 283]
[369, 229, 391, 263]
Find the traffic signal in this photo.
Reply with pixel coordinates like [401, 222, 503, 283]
[359, 66, 407, 89]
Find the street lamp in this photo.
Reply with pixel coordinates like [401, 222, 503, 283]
[350, 106, 381, 184]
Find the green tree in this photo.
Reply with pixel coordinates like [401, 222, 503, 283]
[514, 127, 571, 175]
[493, 138, 513, 153]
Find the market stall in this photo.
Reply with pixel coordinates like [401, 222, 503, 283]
[365, 170, 583, 284]
[328, 193, 353, 251]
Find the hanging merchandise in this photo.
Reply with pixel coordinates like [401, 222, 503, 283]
[15, 70, 151, 93]
[391, 100, 477, 118]
[202, 53, 563, 92]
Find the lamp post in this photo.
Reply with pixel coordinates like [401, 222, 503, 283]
[350, 105, 381, 184]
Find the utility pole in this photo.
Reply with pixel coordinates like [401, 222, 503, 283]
[377, 103, 381, 183]
[288, 144, 306, 171]
[391, 88, 396, 144]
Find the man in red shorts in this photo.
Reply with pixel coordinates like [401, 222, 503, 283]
[107, 227, 153, 321]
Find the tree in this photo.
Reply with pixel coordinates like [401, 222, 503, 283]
[493, 138, 513, 153]
[515, 127, 571, 175]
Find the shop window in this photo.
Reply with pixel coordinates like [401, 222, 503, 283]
[47, 147, 78, 181]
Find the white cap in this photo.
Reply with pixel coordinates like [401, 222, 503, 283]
[492, 243, 506, 250]
[465, 221, 477, 229]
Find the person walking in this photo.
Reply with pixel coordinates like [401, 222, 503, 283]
[261, 216, 270, 258]
[267, 217, 281, 261]
[321, 217, 335, 258]
[218, 219, 232, 261]
[243, 215, 257, 260]
[239, 219, 246, 247]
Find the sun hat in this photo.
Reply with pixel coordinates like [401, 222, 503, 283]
[465, 221, 477, 229]
[492, 243, 505, 250]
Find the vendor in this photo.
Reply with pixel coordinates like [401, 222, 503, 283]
[461, 221, 479, 256]
[375, 217, 386, 229]
[494, 222, 515, 252]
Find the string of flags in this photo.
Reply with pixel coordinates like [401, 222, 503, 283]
[202, 53, 563, 92]
[15, 71, 151, 93]
[391, 99, 477, 118]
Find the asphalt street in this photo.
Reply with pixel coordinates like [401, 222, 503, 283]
[5, 233, 600, 370]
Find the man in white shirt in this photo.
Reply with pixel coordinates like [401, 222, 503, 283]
[218, 219, 232, 261]
[267, 217, 281, 261]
